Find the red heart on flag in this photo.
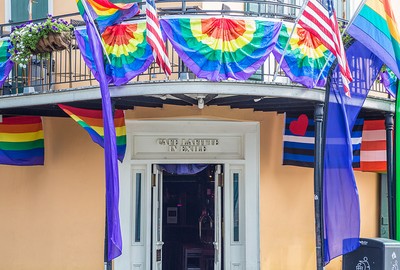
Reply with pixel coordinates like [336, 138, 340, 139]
[289, 114, 309, 136]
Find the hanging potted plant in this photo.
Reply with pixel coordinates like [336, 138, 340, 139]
[9, 15, 73, 67]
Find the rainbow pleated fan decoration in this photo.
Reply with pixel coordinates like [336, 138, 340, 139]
[75, 22, 153, 86]
[0, 39, 13, 88]
[272, 23, 334, 88]
[76, 0, 139, 32]
[58, 104, 126, 162]
[0, 116, 44, 166]
[160, 17, 282, 81]
[103, 23, 154, 85]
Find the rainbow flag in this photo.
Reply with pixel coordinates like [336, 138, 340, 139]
[348, 0, 400, 78]
[0, 116, 44, 166]
[76, 0, 139, 32]
[0, 38, 13, 88]
[160, 17, 282, 81]
[103, 23, 154, 85]
[58, 104, 126, 162]
[273, 23, 334, 88]
[75, 23, 153, 86]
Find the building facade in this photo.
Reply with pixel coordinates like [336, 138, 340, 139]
[0, 1, 389, 270]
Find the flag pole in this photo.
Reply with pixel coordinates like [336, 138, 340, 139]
[385, 112, 396, 239]
[80, 0, 112, 64]
[395, 82, 400, 240]
[272, 0, 310, 82]
[313, 0, 366, 86]
[314, 102, 325, 270]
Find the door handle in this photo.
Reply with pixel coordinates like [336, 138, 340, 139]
[199, 212, 213, 243]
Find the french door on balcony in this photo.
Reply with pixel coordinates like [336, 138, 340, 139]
[9, 0, 48, 23]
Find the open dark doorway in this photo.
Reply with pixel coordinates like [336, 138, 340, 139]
[161, 164, 221, 270]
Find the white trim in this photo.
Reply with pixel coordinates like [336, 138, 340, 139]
[5, 0, 11, 25]
[48, 0, 53, 16]
[116, 120, 260, 270]
[131, 167, 146, 246]
[0, 81, 393, 113]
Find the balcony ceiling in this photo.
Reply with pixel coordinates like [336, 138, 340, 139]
[0, 81, 393, 120]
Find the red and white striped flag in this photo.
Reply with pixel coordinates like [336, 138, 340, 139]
[298, 0, 352, 96]
[146, 0, 172, 75]
[359, 120, 387, 172]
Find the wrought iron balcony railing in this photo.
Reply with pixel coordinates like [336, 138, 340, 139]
[0, 1, 389, 99]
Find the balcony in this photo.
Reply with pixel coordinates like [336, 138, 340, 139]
[0, 0, 393, 116]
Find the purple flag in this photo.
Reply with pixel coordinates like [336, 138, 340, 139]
[0, 39, 13, 88]
[81, 14, 122, 261]
[0, 59, 13, 88]
[324, 41, 383, 264]
[159, 164, 209, 175]
[380, 68, 397, 98]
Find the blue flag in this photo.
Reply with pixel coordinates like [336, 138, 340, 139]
[323, 41, 383, 264]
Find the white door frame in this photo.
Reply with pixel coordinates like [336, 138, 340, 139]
[151, 165, 164, 270]
[116, 120, 260, 270]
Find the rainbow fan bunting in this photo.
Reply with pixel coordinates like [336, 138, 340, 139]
[0, 39, 13, 88]
[103, 23, 154, 85]
[58, 104, 126, 162]
[272, 23, 334, 88]
[75, 22, 153, 86]
[0, 116, 44, 166]
[76, 0, 139, 32]
[160, 17, 282, 81]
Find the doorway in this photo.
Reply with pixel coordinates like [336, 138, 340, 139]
[153, 164, 223, 270]
[116, 120, 260, 270]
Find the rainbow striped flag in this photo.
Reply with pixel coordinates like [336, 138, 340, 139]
[0, 116, 44, 166]
[273, 23, 334, 88]
[58, 104, 126, 162]
[160, 17, 282, 81]
[75, 22, 154, 86]
[76, 0, 139, 32]
[102, 23, 154, 85]
[348, 0, 400, 78]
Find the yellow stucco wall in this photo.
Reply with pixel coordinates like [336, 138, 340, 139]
[0, 117, 105, 269]
[0, 2, 381, 268]
[0, 106, 380, 270]
[0, 0, 4, 24]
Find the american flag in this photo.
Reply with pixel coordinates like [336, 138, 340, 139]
[146, 0, 172, 75]
[298, 0, 352, 96]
